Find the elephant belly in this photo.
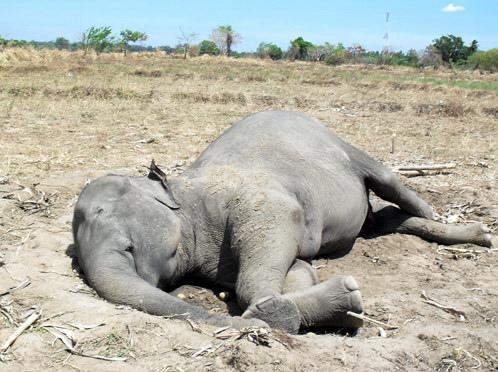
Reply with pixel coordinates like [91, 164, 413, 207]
[299, 179, 369, 258]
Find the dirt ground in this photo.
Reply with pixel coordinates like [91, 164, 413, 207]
[0, 51, 497, 371]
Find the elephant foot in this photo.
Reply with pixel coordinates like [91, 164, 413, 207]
[241, 295, 301, 334]
[286, 276, 364, 329]
[460, 223, 493, 247]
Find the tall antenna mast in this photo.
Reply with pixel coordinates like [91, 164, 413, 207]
[383, 11, 390, 55]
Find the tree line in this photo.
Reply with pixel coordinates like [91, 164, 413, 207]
[0, 25, 497, 71]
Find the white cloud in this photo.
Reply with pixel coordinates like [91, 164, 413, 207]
[441, 3, 465, 12]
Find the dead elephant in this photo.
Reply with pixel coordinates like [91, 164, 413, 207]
[72, 111, 492, 333]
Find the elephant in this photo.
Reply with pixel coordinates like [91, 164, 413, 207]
[72, 111, 492, 333]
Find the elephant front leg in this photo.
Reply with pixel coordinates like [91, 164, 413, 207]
[231, 191, 364, 333]
[241, 258, 364, 332]
[231, 192, 307, 333]
[234, 226, 304, 333]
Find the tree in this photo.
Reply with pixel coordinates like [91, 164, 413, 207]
[469, 48, 498, 72]
[256, 42, 283, 60]
[55, 37, 70, 50]
[82, 26, 114, 55]
[198, 40, 219, 55]
[177, 28, 198, 59]
[211, 25, 240, 56]
[419, 45, 443, 67]
[288, 37, 314, 61]
[431, 35, 478, 64]
[118, 29, 147, 55]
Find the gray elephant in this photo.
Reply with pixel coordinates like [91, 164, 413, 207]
[72, 111, 492, 333]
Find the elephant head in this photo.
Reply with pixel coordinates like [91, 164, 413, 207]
[72, 162, 262, 327]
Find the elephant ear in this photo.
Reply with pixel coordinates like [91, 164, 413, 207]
[147, 159, 180, 210]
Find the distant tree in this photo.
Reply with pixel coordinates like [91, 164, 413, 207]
[288, 37, 314, 61]
[0, 35, 6, 48]
[308, 43, 336, 61]
[82, 26, 114, 55]
[157, 45, 175, 54]
[177, 28, 198, 59]
[346, 44, 366, 63]
[325, 48, 347, 66]
[7, 39, 28, 48]
[117, 29, 147, 55]
[256, 42, 283, 60]
[419, 45, 443, 68]
[54, 37, 70, 50]
[431, 35, 478, 64]
[469, 48, 498, 72]
[211, 25, 241, 56]
[198, 40, 219, 55]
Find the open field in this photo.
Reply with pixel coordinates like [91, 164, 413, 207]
[0, 50, 497, 371]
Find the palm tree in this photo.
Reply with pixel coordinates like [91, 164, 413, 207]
[211, 25, 241, 56]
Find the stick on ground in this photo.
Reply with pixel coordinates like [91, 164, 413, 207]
[0, 310, 41, 353]
[346, 311, 399, 330]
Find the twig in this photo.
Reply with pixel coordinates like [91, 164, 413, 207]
[0, 310, 41, 352]
[42, 310, 75, 323]
[43, 324, 127, 362]
[127, 324, 133, 347]
[0, 307, 16, 326]
[395, 163, 456, 171]
[421, 291, 466, 321]
[0, 224, 36, 238]
[346, 311, 399, 330]
[392, 163, 456, 178]
[71, 351, 128, 362]
[459, 348, 481, 369]
[191, 344, 213, 358]
[0, 277, 31, 296]
[65, 322, 105, 330]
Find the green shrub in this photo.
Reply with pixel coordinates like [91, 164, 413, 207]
[325, 49, 347, 65]
[256, 42, 283, 60]
[198, 40, 219, 55]
[469, 49, 498, 72]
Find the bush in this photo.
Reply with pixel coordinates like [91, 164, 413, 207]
[325, 49, 347, 65]
[419, 45, 443, 68]
[431, 35, 478, 64]
[288, 37, 314, 61]
[256, 42, 283, 60]
[469, 49, 498, 72]
[198, 40, 219, 55]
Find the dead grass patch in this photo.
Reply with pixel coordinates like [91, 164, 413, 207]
[482, 107, 498, 119]
[133, 69, 162, 78]
[172, 91, 247, 105]
[0, 85, 153, 100]
[9, 65, 50, 74]
[369, 101, 404, 112]
[293, 96, 318, 109]
[301, 79, 341, 87]
[251, 94, 284, 107]
[414, 102, 472, 117]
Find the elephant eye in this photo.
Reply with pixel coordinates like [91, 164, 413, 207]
[125, 245, 134, 253]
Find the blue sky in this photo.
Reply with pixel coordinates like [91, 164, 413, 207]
[0, 1, 496, 52]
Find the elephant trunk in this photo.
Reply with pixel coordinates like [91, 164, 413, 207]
[83, 252, 261, 328]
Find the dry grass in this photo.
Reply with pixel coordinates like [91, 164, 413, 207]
[0, 49, 497, 371]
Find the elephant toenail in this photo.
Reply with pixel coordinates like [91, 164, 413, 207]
[343, 276, 360, 291]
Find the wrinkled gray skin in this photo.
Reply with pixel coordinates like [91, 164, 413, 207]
[73, 111, 492, 333]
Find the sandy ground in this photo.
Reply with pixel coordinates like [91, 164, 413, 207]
[0, 52, 497, 371]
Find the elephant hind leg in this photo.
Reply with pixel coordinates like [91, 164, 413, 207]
[363, 163, 434, 219]
[366, 204, 493, 247]
[283, 259, 364, 328]
[283, 276, 364, 329]
[282, 259, 318, 293]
